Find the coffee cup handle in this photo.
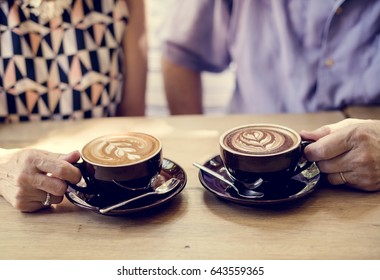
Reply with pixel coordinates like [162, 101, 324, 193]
[66, 162, 98, 194]
[292, 140, 314, 176]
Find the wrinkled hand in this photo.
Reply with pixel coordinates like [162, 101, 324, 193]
[300, 118, 380, 192]
[0, 149, 81, 212]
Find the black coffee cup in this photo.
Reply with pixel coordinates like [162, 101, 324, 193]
[220, 124, 313, 187]
[68, 133, 163, 198]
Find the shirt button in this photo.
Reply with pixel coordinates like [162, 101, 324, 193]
[324, 58, 335, 68]
[336, 7, 343, 15]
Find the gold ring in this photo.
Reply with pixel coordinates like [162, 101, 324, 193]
[339, 172, 347, 184]
[42, 193, 51, 206]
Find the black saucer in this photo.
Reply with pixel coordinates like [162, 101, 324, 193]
[198, 155, 320, 206]
[65, 158, 187, 215]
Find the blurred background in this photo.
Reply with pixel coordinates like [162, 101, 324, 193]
[145, 0, 234, 116]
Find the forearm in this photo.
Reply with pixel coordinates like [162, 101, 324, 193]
[119, 51, 147, 116]
[161, 56, 203, 115]
[118, 0, 148, 116]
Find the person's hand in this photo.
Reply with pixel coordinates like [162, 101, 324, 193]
[300, 118, 380, 192]
[0, 149, 82, 212]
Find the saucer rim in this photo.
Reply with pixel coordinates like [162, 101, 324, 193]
[65, 158, 187, 215]
[198, 155, 320, 206]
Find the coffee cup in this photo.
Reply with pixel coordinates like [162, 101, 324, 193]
[68, 132, 163, 199]
[219, 124, 312, 186]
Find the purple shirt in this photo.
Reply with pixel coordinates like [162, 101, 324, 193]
[162, 0, 380, 114]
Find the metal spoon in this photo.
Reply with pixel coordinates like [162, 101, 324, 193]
[99, 178, 180, 214]
[193, 162, 264, 198]
[68, 192, 97, 209]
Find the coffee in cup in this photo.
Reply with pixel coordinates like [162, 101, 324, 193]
[220, 124, 312, 185]
[68, 132, 162, 200]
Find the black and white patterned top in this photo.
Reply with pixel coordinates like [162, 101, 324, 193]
[0, 0, 128, 122]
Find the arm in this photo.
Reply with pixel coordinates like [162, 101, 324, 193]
[161, 56, 203, 115]
[301, 118, 380, 192]
[117, 0, 148, 116]
[160, 1, 231, 115]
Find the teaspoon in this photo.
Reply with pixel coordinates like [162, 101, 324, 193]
[68, 192, 97, 209]
[99, 178, 180, 214]
[193, 162, 264, 198]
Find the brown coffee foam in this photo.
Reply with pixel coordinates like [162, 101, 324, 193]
[223, 125, 298, 155]
[82, 133, 160, 166]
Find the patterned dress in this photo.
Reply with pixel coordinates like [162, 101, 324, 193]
[0, 0, 128, 123]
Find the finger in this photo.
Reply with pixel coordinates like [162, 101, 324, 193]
[314, 152, 351, 174]
[12, 190, 63, 212]
[303, 129, 353, 162]
[38, 192, 64, 205]
[39, 150, 80, 162]
[60, 150, 81, 163]
[17, 202, 49, 213]
[32, 152, 81, 184]
[24, 173, 68, 196]
[319, 151, 380, 191]
[300, 119, 366, 141]
[325, 167, 380, 191]
[300, 125, 331, 141]
[325, 171, 377, 191]
[15, 184, 65, 202]
[326, 172, 352, 186]
[18, 199, 62, 213]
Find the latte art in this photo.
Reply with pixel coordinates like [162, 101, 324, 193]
[223, 125, 299, 155]
[94, 138, 150, 163]
[82, 133, 161, 166]
[232, 129, 287, 153]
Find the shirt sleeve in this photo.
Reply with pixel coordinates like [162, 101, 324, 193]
[161, 0, 231, 73]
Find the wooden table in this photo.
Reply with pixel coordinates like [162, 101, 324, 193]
[343, 106, 380, 119]
[1, 112, 380, 260]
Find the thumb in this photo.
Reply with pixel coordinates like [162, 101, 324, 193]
[300, 125, 331, 141]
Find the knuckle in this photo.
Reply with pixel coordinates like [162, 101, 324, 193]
[14, 200, 32, 212]
[327, 174, 338, 185]
[314, 144, 328, 159]
[56, 184, 68, 196]
[56, 196, 64, 204]
[12, 189, 34, 212]
[305, 143, 326, 161]
[16, 172, 29, 187]
[348, 125, 373, 146]
[350, 171, 380, 192]
[30, 175, 44, 188]
[54, 164, 66, 176]
[51, 180, 67, 196]
[352, 151, 376, 169]
[24, 150, 40, 165]
[315, 161, 328, 172]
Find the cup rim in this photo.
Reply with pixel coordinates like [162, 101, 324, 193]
[219, 123, 301, 157]
[81, 132, 162, 167]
